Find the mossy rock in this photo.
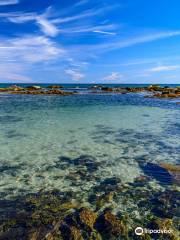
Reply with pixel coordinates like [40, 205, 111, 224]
[79, 208, 97, 230]
[60, 224, 84, 240]
[159, 163, 180, 185]
[95, 211, 128, 239]
[148, 218, 179, 240]
[95, 192, 115, 210]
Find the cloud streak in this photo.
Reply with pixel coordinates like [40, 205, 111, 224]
[36, 17, 59, 37]
[93, 30, 117, 35]
[0, 0, 19, 6]
[0, 35, 65, 63]
[0, 35, 67, 82]
[74, 0, 89, 7]
[73, 30, 180, 54]
[5, 12, 59, 37]
[59, 24, 117, 35]
[100, 31, 180, 51]
[3, 4, 120, 37]
[148, 65, 180, 72]
[103, 72, 122, 81]
[65, 69, 85, 80]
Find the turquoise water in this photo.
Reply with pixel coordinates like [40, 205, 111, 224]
[0, 92, 179, 205]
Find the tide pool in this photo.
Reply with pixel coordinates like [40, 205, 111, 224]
[0, 93, 179, 200]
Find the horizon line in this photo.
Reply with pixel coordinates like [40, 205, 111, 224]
[0, 82, 180, 85]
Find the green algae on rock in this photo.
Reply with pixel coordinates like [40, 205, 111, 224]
[0, 181, 179, 240]
[79, 208, 97, 230]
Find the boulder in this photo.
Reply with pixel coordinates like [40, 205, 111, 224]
[47, 85, 63, 89]
[9, 85, 24, 91]
[95, 211, 127, 238]
[0, 88, 8, 92]
[159, 163, 180, 185]
[26, 86, 42, 90]
[140, 162, 173, 185]
[101, 87, 113, 92]
[79, 208, 97, 230]
[60, 224, 83, 240]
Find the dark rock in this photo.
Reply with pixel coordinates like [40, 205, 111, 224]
[151, 190, 180, 218]
[159, 163, 180, 185]
[139, 163, 173, 185]
[47, 85, 63, 89]
[95, 211, 127, 238]
[60, 224, 83, 240]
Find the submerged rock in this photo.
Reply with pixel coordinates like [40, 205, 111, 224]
[139, 162, 173, 185]
[95, 211, 127, 239]
[0, 177, 179, 240]
[94, 177, 122, 193]
[159, 163, 180, 185]
[60, 155, 101, 173]
[89, 192, 115, 210]
[79, 208, 97, 230]
[151, 190, 180, 219]
[148, 218, 179, 240]
[134, 175, 151, 186]
[60, 224, 83, 240]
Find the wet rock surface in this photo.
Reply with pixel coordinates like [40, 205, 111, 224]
[0, 85, 75, 96]
[1, 84, 180, 99]
[0, 172, 179, 240]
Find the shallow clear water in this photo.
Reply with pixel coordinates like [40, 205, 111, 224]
[0, 93, 180, 202]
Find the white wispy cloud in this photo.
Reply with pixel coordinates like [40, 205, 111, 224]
[117, 31, 180, 48]
[0, 35, 67, 82]
[65, 69, 85, 80]
[1, 2, 180, 83]
[3, 11, 59, 37]
[76, 31, 180, 53]
[0, 4, 120, 37]
[0, 63, 31, 82]
[52, 10, 101, 25]
[0, 35, 65, 62]
[52, 5, 120, 24]
[3, 8, 117, 37]
[74, 0, 89, 7]
[96, 56, 180, 68]
[148, 65, 180, 72]
[1, 72, 31, 81]
[59, 24, 117, 35]
[103, 72, 122, 81]
[36, 17, 59, 37]
[93, 30, 117, 35]
[6, 13, 36, 23]
[0, 0, 19, 6]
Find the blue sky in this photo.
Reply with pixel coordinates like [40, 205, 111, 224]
[0, 0, 180, 83]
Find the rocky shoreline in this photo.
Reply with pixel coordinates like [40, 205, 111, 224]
[92, 85, 180, 99]
[0, 85, 75, 96]
[0, 162, 179, 240]
[0, 84, 180, 99]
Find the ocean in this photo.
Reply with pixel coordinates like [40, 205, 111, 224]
[0, 85, 179, 239]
